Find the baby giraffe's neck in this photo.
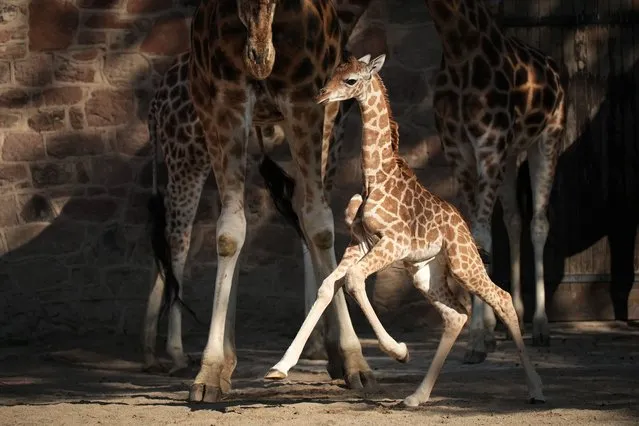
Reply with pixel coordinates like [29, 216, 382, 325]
[355, 75, 399, 192]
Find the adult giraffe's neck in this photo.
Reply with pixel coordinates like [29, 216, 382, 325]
[355, 74, 399, 190]
[424, 0, 503, 64]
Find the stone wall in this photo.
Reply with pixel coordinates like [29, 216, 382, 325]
[0, 0, 453, 339]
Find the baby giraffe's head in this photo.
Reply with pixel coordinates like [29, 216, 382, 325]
[315, 53, 386, 105]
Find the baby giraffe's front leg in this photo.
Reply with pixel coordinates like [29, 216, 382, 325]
[265, 243, 366, 379]
[343, 236, 409, 362]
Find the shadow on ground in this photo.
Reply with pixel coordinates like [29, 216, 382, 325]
[1, 322, 638, 422]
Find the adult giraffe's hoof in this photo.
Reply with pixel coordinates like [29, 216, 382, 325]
[141, 361, 166, 374]
[463, 349, 487, 364]
[345, 368, 376, 390]
[264, 369, 288, 380]
[189, 383, 223, 403]
[325, 342, 376, 389]
[532, 333, 551, 347]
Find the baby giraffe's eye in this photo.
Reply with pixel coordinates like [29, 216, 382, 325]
[344, 78, 357, 86]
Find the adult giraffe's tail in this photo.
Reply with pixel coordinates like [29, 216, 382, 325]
[259, 152, 306, 241]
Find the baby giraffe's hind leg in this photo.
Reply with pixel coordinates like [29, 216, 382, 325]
[402, 257, 468, 407]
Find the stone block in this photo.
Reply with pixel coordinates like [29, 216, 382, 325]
[28, 0, 79, 51]
[0, 61, 11, 84]
[140, 16, 190, 56]
[0, 42, 26, 60]
[113, 122, 149, 156]
[54, 56, 96, 83]
[76, 31, 107, 45]
[31, 162, 76, 188]
[83, 13, 133, 29]
[0, 88, 31, 108]
[0, 112, 21, 128]
[27, 109, 66, 132]
[88, 155, 134, 186]
[41, 87, 84, 106]
[85, 89, 134, 126]
[103, 53, 150, 86]
[103, 266, 150, 299]
[0, 164, 29, 189]
[126, 0, 172, 14]
[0, 194, 19, 226]
[2, 132, 46, 161]
[60, 197, 119, 222]
[69, 106, 84, 129]
[14, 54, 53, 86]
[124, 188, 151, 224]
[78, 0, 122, 9]
[3, 221, 84, 256]
[45, 131, 106, 158]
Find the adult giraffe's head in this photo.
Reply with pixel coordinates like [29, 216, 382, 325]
[315, 54, 386, 105]
[237, 0, 278, 80]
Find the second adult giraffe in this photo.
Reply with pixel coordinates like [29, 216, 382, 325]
[184, 0, 376, 402]
[425, 0, 567, 362]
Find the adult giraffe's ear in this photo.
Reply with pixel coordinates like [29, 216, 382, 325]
[368, 54, 386, 75]
[357, 54, 371, 64]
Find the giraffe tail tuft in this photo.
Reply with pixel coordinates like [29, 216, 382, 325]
[259, 155, 307, 245]
[147, 189, 204, 326]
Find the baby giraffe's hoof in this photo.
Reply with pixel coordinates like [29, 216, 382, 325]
[401, 395, 420, 408]
[397, 343, 410, 363]
[264, 368, 288, 380]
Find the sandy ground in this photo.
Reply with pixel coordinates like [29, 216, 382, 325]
[1, 321, 638, 425]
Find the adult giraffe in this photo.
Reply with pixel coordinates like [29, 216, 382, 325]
[142, 0, 383, 376]
[182, 0, 376, 402]
[425, 0, 567, 362]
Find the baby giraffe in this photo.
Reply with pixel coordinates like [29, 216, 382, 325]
[264, 54, 545, 406]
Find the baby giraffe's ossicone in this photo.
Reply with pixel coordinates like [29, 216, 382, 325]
[265, 54, 545, 407]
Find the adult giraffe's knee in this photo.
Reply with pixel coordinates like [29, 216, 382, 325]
[530, 213, 549, 246]
[313, 229, 334, 251]
[217, 234, 240, 257]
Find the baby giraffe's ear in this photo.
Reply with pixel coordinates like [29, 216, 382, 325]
[368, 54, 386, 74]
[357, 54, 371, 64]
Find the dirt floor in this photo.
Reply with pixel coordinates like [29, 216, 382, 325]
[1, 321, 638, 425]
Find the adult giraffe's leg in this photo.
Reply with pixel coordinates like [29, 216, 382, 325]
[189, 104, 250, 403]
[143, 135, 210, 374]
[281, 98, 374, 389]
[302, 241, 327, 359]
[403, 257, 469, 407]
[438, 131, 493, 363]
[448, 252, 545, 403]
[499, 157, 525, 331]
[527, 132, 560, 347]
[302, 99, 356, 360]
[463, 141, 505, 364]
[163, 158, 210, 374]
